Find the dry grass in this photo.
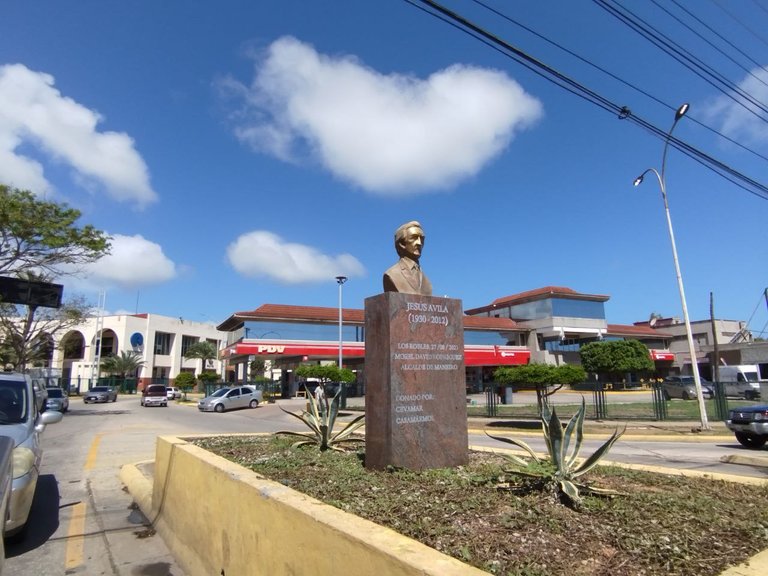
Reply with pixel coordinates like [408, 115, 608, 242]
[193, 435, 768, 576]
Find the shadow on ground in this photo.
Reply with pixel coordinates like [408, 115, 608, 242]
[5, 474, 60, 557]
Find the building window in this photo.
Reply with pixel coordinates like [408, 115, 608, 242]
[154, 332, 172, 355]
[181, 336, 197, 356]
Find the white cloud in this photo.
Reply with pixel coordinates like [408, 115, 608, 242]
[700, 66, 768, 145]
[226, 230, 365, 283]
[223, 36, 543, 195]
[72, 234, 177, 289]
[0, 63, 157, 206]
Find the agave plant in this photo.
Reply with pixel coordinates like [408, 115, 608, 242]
[276, 387, 365, 452]
[486, 397, 624, 507]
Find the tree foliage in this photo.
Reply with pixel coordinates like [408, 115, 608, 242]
[100, 350, 145, 378]
[0, 185, 111, 277]
[494, 363, 586, 412]
[494, 363, 586, 388]
[579, 340, 654, 381]
[294, 363, 356, 386]
[173, 372, 196, 399]
[0, 291, 92, 370]
[183, 340, 218, 376]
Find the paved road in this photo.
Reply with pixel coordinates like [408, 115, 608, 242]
[3, 394, 766, 575]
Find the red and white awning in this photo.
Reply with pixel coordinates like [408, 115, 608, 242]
[650, 350, 675, 361]
[222, 340, 531, 367]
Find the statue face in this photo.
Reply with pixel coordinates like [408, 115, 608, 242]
[399, 226, 425, 260]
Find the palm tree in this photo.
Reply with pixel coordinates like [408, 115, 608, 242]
[183, 341, 218, 377]
[101, 351, 145, 390]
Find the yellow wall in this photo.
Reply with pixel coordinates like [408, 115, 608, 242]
[139, 435, 489, 576]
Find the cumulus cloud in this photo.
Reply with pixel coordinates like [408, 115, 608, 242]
[226, 230, 365, 283]
[223, 36, 542, 195]
[700, 66, 768, 145]
[0, 63, 157, 206]
[73, 234, 177, 289]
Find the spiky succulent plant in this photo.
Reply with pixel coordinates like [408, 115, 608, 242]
[486, 398, 624, 507]
[276, 388, 365, 452]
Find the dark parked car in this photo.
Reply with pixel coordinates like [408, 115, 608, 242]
[83, 386, 118, 404]
[726, 404, 768, 448]
[660, 376, 714, 400]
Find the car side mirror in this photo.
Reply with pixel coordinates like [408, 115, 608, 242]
[35, 409, 63, 432]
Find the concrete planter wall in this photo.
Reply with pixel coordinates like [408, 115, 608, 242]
[121, 435, 488, 576]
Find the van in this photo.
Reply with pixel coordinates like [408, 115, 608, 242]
[716, 365, 763, 399]
[140, 384, 168, 407]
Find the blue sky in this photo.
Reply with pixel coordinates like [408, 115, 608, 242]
[1, 0, 766, 336]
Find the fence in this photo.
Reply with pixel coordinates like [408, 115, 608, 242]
[473, 382, 760, 422]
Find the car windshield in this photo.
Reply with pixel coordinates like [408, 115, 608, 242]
[48, 389, 63, 398]
[210, 388, 229, 398]
[92, 387, 110, 392]
[0, 380, 29, 424]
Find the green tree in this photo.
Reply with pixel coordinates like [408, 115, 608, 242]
[494, 363, 586, 412]
[101, 350, 145, 378]
[173, 372, 196, 400]
[0, 185, 111, 277]
[579, 340, 654, 386]
[295, 363, 355, 393]
[0, 285, 92, 371]
[183, 340, 218, 377]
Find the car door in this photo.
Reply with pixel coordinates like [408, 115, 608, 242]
[235, 387, 251, 409]
[226, 387, 242, 409]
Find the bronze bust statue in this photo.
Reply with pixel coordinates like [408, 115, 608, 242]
[383, 220, 433, 296]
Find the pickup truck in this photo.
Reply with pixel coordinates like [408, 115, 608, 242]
[726, 404, 768, 448]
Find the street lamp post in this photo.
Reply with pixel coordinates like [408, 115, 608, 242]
[335, 276, 347, 406]
[634, 103, 710, 431]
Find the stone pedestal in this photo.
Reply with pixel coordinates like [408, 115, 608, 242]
[364, 292, 468, 470]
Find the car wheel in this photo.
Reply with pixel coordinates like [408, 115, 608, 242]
[663, 391, 670, 401]
[214, 403, 224, 413]
[735, 432, 768, 449]
[682, 392, 690, 400]
[249, 399, 259, 408]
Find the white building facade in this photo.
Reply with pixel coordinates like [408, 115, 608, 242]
[52, 313, 226, 389]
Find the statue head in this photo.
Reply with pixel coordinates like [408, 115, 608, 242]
[394, 221, 425, 261]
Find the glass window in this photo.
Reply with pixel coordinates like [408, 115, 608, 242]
[228, 388, 241, 398]
[154, 332, 172, 355]
[181, 336, 197, 356]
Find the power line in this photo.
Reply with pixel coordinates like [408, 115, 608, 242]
[594, 0, 768, 123]
[469, 0, 768, 169]
[405, 0, 768, 200]
[657, 0, 768, 94]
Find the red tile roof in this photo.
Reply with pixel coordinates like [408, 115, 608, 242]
[606, 323, 672, 338]
[465, 286, 610, 315]
[218, 303, 520, 331]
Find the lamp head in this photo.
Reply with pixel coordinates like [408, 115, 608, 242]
[675, 103, 690, 121]
[335, 276, 348, 285]
[633, 174, 644, 187]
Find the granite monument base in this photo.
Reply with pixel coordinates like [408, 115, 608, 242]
[364, 292, 468, 470]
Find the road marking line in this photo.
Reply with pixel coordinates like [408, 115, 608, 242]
[64, 502, 86, 569]
[65, 433, 102, 569]
[84, 433, 102, 471]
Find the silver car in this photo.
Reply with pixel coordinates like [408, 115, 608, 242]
[83, 385, 118, 403]
[198, 386, 263, 413]
[44, 387, 69, 413]
[0, 371, 62, 537]
[660, 376, 715, 400]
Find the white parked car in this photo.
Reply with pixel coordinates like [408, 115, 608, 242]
[0, 370, 62, 537]
[198, 386, 263, 413]
[166, 387, 182, 400]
